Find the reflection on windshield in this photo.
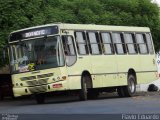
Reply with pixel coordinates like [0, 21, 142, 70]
[10, 36, 64, 73]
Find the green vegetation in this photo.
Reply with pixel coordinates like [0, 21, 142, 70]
[0, 0, 160, 59]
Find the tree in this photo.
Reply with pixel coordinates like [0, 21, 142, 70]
[0, 0, 160, 66]
[99, 0, 160, 51]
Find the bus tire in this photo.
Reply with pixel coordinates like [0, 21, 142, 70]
[123, 75, 136, 97]
[79, 75, 89, 101]
[117, 87, 125, 97]
[87, 90, 99, 99]
[35, 93, 45, 104]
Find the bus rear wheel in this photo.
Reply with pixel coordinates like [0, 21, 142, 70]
[117, 74, 136, 97]
[124, 74, 136, 97]
[35, 93, 45, 104]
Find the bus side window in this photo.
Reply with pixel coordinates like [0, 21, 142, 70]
[74, 32, 89, 55]
[120, 33, 127, 54]
[87, 32, 101, 55]
[100, 32, 114, 54]
[136, 34, 148, 54]
[124, 33, 137, 54]
[62, 36, 76, 66]
[145, 33, 154, 54]
[112, 33, 126, 54]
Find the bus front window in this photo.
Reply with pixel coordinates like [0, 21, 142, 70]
[10, 36, 64, 73]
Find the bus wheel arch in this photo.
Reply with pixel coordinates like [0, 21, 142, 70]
[124, 68, 137, 97]
[81, 71, 93, 88]
[117, 68, 137, 97]
[79, 70, 93, 100]
[128, 68, 137, 85]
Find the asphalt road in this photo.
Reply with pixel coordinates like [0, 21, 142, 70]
[0, 92, 160, 120]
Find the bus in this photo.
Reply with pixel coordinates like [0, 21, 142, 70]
[6, 23, 157, 104]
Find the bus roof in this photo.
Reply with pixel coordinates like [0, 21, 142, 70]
[10, 23, 151, 34]
[61, 24, 150, 32]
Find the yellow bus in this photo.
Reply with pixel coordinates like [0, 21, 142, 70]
[7, 23, 157, 103]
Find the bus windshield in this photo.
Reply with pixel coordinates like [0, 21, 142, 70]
[10, 36, 64, 74]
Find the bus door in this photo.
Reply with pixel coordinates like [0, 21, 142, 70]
[61, 33, 83, 90]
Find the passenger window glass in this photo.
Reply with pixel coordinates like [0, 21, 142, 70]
[87, 32, 101, 54]
[75, 32, 88, 55]
[146, 33, 154, 54]
[101, 33, 114, 54]
[11, 46, 16, 60]
[112, 33, 125, 54]
[62, 36, 76, 66]
[136, 34, 148, 54]
[124, 33, 137, 54]
[67, 36, 75, 55]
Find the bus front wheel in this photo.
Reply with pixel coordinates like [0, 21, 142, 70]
[79, 75, 89, 101]
[35, 93, 45, 104]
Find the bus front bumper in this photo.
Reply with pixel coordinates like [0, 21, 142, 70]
[13, 81, 68, 97]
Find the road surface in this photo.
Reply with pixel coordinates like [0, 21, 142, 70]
[0, 92, 160, 120]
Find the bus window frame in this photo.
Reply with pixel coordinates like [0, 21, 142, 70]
[123, 32, 138, 55]
[111, 32, 127, 55]
[61, 35, 77, 67]
[99, 32, 115, 55]
[135, 33, 149, 55]
[86, 31, 102, 55]
[145, 33, 155, 55]
[74, 31, 89, 55]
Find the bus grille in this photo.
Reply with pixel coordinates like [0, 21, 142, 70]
[28, 85, 47, 93]
[20, 73, 53, 81]
[39, 78, 49, 84]
[37, 73, 53, 79]
[26, 78, 49, 86]
[20, 76, 36, 81]
[26, 80, 38, 86]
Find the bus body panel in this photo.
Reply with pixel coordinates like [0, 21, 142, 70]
[67, 56, 92, 90]
[8, 23, 158, 98]
[90, 55, 118, 88]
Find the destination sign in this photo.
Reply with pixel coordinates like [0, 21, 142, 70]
[9, 26, 59, 41]
[24, 30, 46, 38]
